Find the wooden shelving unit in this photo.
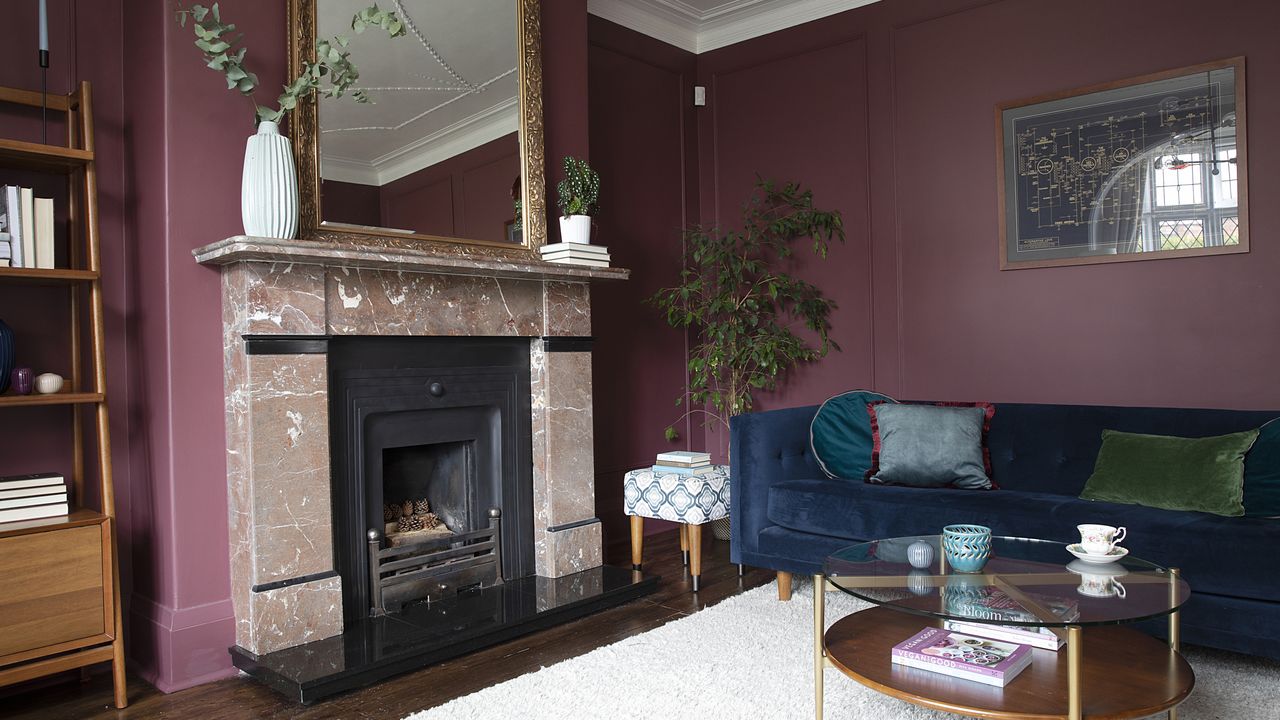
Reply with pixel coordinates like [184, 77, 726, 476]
[0, 81, 126, 709]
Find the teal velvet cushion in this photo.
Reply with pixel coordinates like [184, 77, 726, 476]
[868, 404, 993, 489]
[1081, 429, 1259, 517]
[1244, 418, 1280, 517]
[810, 390, 897, 479]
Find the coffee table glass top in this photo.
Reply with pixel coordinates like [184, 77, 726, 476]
[823, 535, 1190, 628]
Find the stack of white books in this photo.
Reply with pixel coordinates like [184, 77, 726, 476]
[653, 451, 714, 476]
[0, 473, 70, 523]
[0, 185, 56, 269]
[540, 242, 611, 268]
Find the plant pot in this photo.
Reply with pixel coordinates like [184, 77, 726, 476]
[241, 120, 298, 239]
[559, 214, 592, 244]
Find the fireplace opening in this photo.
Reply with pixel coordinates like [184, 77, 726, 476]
[381, 441, 471, 543]
[330, 337, 534, 622]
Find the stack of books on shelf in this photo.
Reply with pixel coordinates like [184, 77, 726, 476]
[0, 473, 70, 523]
[891, 627, 1032, 687]
[540, 242, 611, 268]
[943, 588, 1079, 651]
[0, 185, 56, 269]
[653, 451, 714, 476]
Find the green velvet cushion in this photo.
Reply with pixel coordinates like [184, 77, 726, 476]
[810, 390, 897, 479]
[1081, 429, 1259, 517]
[1244, 418, 1280, 517]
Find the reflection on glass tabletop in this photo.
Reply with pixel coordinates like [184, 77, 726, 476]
[823, 535, 1190, 628]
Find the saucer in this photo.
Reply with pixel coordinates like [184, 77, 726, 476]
[1066, 559, 1129, 577]
[1066, 543, 1128, 565]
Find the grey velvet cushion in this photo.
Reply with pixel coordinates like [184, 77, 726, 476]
[870, 404, 992, 489]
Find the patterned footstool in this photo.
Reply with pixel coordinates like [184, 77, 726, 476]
[624, 465, 732, 592]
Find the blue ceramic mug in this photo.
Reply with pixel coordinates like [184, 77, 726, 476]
[942, 524, 992, 573]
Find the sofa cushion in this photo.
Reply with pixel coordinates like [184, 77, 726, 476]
[1244, 418, 1280, 517]
[810, 389, 897, 479]
[1080, 429, 1257, 517]
[867, 404, 992, 489]
[766, 478, 1280, 602]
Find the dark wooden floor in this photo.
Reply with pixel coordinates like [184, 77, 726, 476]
[2, 530, 774, 719]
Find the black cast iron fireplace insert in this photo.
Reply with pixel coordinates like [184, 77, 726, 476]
[329, 336, 534, 622]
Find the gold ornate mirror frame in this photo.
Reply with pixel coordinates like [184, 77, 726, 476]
[286, 0, 547, 258]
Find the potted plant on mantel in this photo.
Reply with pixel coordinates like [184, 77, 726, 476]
[650, 178, 845, 534]
[557, 156, 600, 244]
[174, 2, 406, 240]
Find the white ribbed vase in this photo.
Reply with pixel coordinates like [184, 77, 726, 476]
[241, 120, 298, 239]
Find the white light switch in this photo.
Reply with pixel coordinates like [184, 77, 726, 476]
[694, 85, 706, 107]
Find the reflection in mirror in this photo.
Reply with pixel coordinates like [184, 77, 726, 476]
[317, 0, 522, 244]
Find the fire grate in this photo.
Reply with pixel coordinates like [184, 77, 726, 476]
[367, 508, 504, 616]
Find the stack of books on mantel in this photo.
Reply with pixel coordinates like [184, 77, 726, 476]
[891, 627, 1032, 687]
[653, 451, 714, 476]
[540, 242, 611, 268]
[0, 473, 70, 523]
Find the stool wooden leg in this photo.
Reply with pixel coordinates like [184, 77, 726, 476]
[778, 570, 793, 601]
[679, 523, 690, 566]
[629, 515, 644, 570]
[688, 523, 703, 592]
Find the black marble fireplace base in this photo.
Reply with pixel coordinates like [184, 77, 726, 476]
[230, 565, 659, 704]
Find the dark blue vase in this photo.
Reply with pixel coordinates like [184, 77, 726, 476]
[0, 319, 12, 394]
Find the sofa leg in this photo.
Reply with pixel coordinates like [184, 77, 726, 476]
[777, 571, 793, 601]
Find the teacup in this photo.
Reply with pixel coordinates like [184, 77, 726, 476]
[1077, 572, 1127, 598]
[1078, 524, 1126, 555]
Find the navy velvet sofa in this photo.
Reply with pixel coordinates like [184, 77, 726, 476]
[729, 401, 1280, 660]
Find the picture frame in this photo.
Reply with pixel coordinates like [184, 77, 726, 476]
[997, 58, 1247, 270]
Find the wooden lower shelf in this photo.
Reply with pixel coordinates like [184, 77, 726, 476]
[0, 391, 103, 407]
[0, 267, 99, 284]
[0, 508, 108, 540]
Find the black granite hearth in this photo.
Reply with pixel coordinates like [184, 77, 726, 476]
[230, 565, 658, 704]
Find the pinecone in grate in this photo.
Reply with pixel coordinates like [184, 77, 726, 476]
[397, 514, 425, 533]
[413, 498, 431, 515]
[383, 504, 400, 523]
[419, 512, 441, 529]
[401, 499, 415, 518]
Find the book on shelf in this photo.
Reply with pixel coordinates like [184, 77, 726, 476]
[34, 196, 54, 269]
[0, 472, 66, 490]
[891, 627, 1032, 687]
[19, 187, 35, 271]
[652, 463, 716, 476]
[0, 491, 69, 510]
[2, 185, 24, 268]
[543, 256, 611, 268]
[943, 587, 1079, 651]
[540, 242, 610, 256]
[0, 233, 10, 259]
[0, 484, 70, 500]
[0, 502, 70, 524]
[0, 259, 9, 267]
[656, 451, 711, 464]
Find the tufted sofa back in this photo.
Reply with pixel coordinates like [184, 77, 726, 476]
[987, 403, 1279, 496]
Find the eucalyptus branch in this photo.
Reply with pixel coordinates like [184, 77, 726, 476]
[175, 2, 406, 126]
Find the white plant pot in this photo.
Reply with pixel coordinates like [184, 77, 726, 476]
[241, 120, 299, 239]
[559, 214, 592, 244]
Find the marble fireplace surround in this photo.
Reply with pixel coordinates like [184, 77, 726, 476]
[194, 236, 629, 656]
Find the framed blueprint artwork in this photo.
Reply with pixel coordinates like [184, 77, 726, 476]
[997, 58, 1247, 269]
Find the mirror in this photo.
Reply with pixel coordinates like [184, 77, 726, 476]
[289, 0, 546, 254]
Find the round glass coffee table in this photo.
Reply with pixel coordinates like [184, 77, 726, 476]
[814, 535, 1193, 720]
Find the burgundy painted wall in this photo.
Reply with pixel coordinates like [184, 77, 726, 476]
[321, 179, 381, 227]
[692, 0, 1280, 464]
[542, 0, 590, 221]
[586, 19, 698, 547]
[379, 133, 520, 242]
[121, 0, 285, 692]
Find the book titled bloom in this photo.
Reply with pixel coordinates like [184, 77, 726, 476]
[891, 627, 1032, 687]
[652, 464, 716, 476]
[943, 587, 1079, 651]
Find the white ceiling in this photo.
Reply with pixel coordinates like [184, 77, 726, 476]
[587, 0, 881, 54]
[319, 0, 518, 186]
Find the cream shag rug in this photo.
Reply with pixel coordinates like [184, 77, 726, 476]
[407, 579, 1279, 719]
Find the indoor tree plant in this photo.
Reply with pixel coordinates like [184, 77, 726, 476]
[650, 178, 845, 444]
[174, 3, 405, 239]
[557, 156, 600, 244]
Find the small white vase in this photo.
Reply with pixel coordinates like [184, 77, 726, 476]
[241, 120, 298, 239]
[559, 214, 592, 244]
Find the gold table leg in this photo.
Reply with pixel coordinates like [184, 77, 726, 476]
[1068, 625, 1082, 720]
[1169, 568, 1181, 720]
[814, 574, 825, 720]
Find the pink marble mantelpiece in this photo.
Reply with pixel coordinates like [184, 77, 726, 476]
[193, 235, 630, 283]
[199, 236, 622, 656]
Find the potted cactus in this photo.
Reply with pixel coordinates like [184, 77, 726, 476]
[556, 156, 600, 244]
